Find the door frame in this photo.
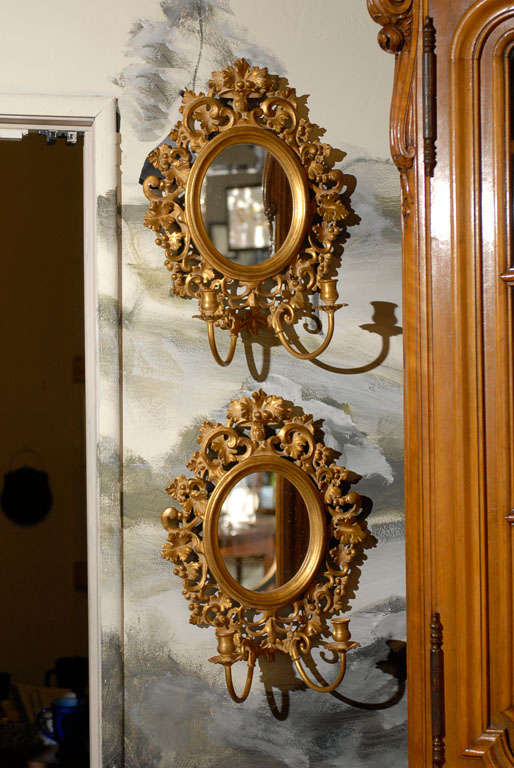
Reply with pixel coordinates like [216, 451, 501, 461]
[0, 95, 121, 768]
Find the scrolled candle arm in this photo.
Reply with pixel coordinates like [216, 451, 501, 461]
[199, 288, 239, 367]
[272, 279, 344, 361]
[289, 617, 359, 693]
[207, 320, 238, 367]
[291, 649, 348, 693]
[273, 307, 338, 361]
[210, 629, 257, 703]
[223, 660, 256, 703]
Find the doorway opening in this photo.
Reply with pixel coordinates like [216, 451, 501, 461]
[0, 94, 122, 768]
[0, 119, 100, 767]
[0, 97, 120, 768]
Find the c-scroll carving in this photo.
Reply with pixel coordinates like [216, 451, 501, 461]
[143, 59, 356, 366]
[367, 0, 418, 217]
[160, 390, 376, 703]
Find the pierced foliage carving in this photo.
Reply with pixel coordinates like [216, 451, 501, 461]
[143, 59, 354, 354]
[161, 390, 370, 662]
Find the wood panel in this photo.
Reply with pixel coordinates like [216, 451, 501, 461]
[442, 2, 514, 761]
[366, 0, 514, 764]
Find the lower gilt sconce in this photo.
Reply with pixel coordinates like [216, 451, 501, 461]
[143, 58, 355, 367]
[160, 390, 370, 702]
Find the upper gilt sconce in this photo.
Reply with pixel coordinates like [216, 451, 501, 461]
[143, 59, 354, 366]
[161, 390, 370, 702]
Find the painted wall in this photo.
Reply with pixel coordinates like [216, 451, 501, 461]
[1, 2, 405, 765]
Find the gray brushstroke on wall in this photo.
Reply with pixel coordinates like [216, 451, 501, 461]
[115, 0, 283, 141]
[117, 597, 406, 768]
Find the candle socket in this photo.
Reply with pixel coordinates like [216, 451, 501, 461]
[332, 617, 351, 644]
[200, 288, 218, 317]
[216, 628, 236, 655]
[208, 628, 241, 666]
[319, 278, 339, 306]
[323, 616, 360, 653]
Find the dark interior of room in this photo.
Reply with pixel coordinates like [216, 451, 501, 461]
[0, 131, 89, 766]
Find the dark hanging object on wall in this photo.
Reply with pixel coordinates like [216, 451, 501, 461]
[1, 449, 53, 526]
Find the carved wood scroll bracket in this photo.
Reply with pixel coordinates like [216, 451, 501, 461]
[431, 613, 446, 767]
[366, 0, 418, 217]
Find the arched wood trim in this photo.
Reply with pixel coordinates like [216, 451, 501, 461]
[450, 4, 514, 763]
[451, 0, 514, 60]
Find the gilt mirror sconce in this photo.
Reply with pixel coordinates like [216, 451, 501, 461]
[143, 59, 356, 367]
[161, 391, 373, 703]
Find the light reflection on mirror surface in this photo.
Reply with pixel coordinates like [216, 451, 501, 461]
[201, 143, 293, 266]
[218, 470, 309, 593]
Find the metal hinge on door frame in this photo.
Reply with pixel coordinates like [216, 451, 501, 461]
[423, 16, 437, 176]
[431, 612, 445, 766]
[38, 129, 84, 144]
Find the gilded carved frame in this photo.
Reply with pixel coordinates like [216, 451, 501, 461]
[161, 390, 370, 701]
[143, 59, 354, 366]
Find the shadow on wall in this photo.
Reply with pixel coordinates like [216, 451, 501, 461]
[261, 638, 406, 721]
[243, 300, 403, 381]
[106, 618, 407, 768]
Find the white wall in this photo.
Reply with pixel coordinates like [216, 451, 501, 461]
[0, 1, 392, 167]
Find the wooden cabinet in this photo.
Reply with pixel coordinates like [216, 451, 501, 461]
[367, 1, 514, 765]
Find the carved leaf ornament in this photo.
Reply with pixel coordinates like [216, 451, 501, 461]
[143, 59, 354, 361]
[160, 390, 369, 662]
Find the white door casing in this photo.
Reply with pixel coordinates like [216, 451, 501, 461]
[0, 95, 121, 768]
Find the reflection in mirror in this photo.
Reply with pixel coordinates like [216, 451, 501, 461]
[218, 470, 309, 592]
[201, 143, 293, 266]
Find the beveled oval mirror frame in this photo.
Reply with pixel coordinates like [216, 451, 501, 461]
[160, 390, 369, 700]
[143, 58, 354, 366]
[185, 125, 310, 283]
[204, 455, 325, 611]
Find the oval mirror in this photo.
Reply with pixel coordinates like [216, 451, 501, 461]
[200, 143, 293, 266]
[217, 470, 309, 592]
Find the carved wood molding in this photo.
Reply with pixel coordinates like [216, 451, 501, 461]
[465, 729, 514, 767]
[464, 708, 514, 766]
[449, 2, 514, 764]
[452, 0, 514, 61]
[366, 0, 418, 216]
